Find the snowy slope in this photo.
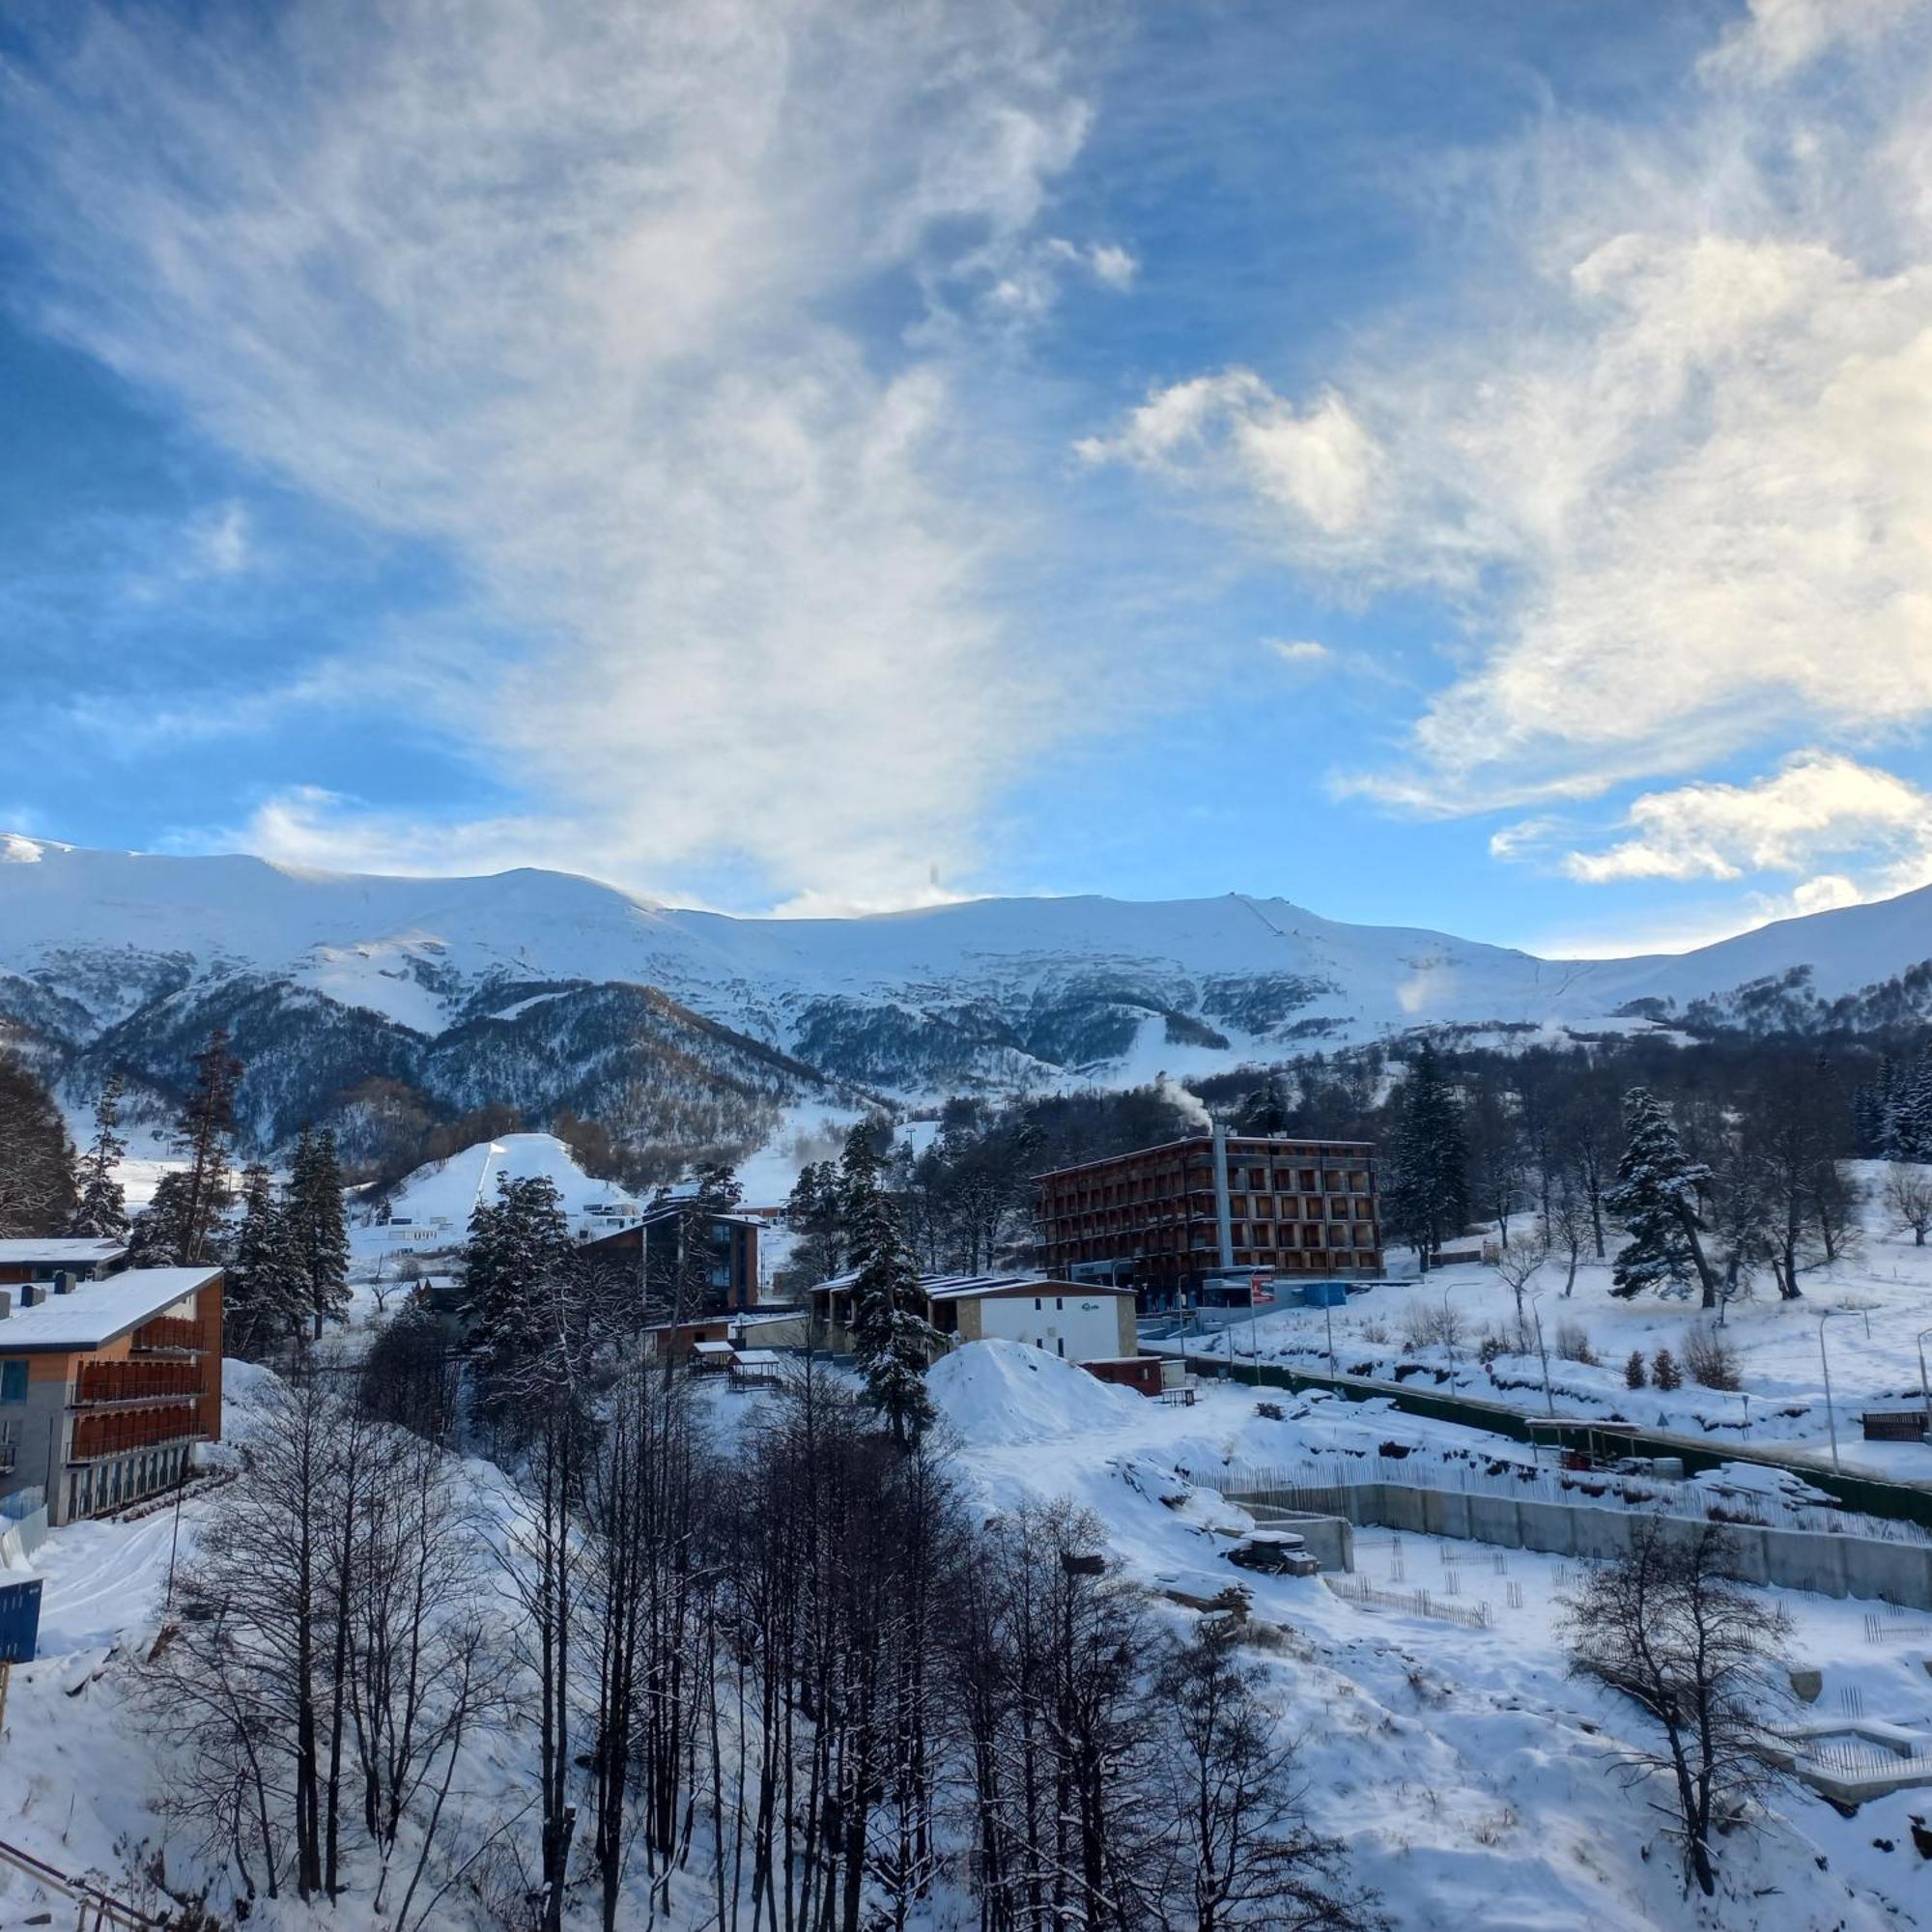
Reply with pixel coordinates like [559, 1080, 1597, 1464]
[4, 835, 1931, 1136]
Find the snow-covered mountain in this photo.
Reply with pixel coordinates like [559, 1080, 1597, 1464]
[3, 834, 1929, 1149]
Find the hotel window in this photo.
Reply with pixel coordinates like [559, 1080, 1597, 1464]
[0, 1360, 24, 1403]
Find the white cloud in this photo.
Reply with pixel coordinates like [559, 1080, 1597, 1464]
[1264, 638, 1332, 668]
[1539, 752, 1932, 923]
[1082, 3, 1932, 817]
[189, 501, 250, 578]
[4, 0, 1094, 908]
[1702, 0, 1925, 81]
[1078, 370, 1381, 545]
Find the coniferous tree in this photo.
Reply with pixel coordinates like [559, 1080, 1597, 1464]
[69, 1071, 130, 1238]
[167, 1029, 244, 1266]
[461, 1173, 579, 1435]
[1605, 1089, 1720, 1306]
[839, 1123, 935, 1448]
[288, 1125, 352, 1339]
[0, 1051, 79, 1237]
[229, 1161, 305, 1356]
[1380, 1043, 1468, 1269]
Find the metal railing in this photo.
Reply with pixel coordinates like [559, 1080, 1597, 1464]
[1323, 1572, 1492, 1630]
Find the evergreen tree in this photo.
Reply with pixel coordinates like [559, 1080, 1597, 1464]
[0, 1051, 79, 1237]
[69, 1072, 129, 1238]
[287, 1125, 351, 1339]
[168, 1029, 243, 1265]
[228, 1161, 305, 1356]
[1605, 1089, 1720, 1306]
[781, 1159, 846, 1288]
[461, 1173, 579, 1434]
[840, 1122, 936, 1447]
[1380, 1043, 1468, 1269]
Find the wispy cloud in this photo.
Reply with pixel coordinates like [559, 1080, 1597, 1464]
[2, 0, 1104, 908]
[1080, 1, 1932, 818]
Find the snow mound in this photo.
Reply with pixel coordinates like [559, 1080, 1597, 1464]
[929, 1339, 1146, 1448]
[377, 1132, 636, 1231]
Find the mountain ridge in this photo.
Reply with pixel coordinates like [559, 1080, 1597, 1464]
[4, 836, 1929, 1155]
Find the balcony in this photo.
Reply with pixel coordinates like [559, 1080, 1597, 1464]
[69, 1403, 205, 1463]
[71, 1360, 206, 1407]
[131, 1318, 209, 1353]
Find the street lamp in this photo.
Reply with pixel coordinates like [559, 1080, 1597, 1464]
[1916, 1327, 1932, 1439]
[1527, 1291, 1555, 1417]
[1818, 1311, 1844, 1474]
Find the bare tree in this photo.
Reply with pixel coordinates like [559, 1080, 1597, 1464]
[1560, 1515, 1792, 1897]
[1147, 1617, 1381, 1932]
[1492, 1231, 1548, 1345]
[1884, 1165, 1932, 1246]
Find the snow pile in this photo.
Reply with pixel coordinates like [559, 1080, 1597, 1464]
[929, 1339, 1145, 1448]
[374, 1132, 636, 1231]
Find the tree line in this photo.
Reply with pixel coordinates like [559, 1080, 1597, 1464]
[158, 1318, 1381, 1932]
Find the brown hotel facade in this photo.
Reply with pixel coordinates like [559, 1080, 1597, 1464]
[1036, 1131, 1382, 1312]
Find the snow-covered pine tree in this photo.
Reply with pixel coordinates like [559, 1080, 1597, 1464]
[287, 1124, 351, 1339]
[168, 1028, 243, 1265]
[1605, 1088, 1720, 1306]
[1380, 1042, 1468, 1269]
[461, 1172, 578, 1435]
[68, 1071, 129, 1238]
[228, 1161, 305, 1356]
[840, 1122, 936, 1447]
[0, 1052, 78, 1237]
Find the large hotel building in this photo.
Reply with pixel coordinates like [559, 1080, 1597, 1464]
[1036, 1126, 1381, 1312]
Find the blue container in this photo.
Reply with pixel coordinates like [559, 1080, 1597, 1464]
[1301, 1282, 1349, 1308]
[0, 1577, 43, 1663]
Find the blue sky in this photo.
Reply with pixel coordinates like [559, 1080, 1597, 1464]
[4, 0, 1932, 952]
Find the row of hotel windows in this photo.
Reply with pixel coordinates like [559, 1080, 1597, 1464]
[66, 1441, 194, 1520]
[1054, 1168, 1372, 1208]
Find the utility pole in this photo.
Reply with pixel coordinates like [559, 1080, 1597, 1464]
[1818, 1311, 1842, 1475]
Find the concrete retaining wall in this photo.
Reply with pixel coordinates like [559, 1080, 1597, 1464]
[1235, 1482, 1932, 1608]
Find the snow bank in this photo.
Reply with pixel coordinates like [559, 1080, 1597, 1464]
[929, 1339, 1146, 1448]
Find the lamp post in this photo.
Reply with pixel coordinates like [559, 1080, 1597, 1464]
[1441, 1286, 1457, 1378]
[1916, 1327, 1932, 1439]
[1528, 1292, 1555, 1418]
[1818, 1311, 1843, 1474]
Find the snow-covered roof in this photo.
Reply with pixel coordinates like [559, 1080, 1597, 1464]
[692, 1341, 736, 1357]
[812, 1269, 1134, 1302]
[731, 1349, 782, 1368]
[0, 1265, 219, 1350]
[0, 1236, 130, 1268]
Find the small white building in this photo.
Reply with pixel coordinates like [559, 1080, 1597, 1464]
[809, 1271, 1139, 1367]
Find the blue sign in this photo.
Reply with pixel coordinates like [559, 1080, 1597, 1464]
[0, 1577, 43, 1663]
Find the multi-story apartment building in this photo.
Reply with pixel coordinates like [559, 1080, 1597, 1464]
[0, 1265, 224, 1525]
[1036, 1126, 1381, 1311]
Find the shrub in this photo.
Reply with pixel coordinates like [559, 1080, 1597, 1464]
[1652, 1347, 1682, 1391]
[1553, 1320, 1598, 1366]
[1683, 1325, 1742, 1392]
[1359, 1321, 1391, 1346]
[1624, 1350, 1647, 1390]
[1254, 1400, 1285, 1421]
[1476, 1330, 1511, 1367]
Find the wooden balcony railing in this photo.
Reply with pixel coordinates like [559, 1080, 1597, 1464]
[70, 1404, 204, 1463]
[71, 1360, 206, 1406]
[131, 1318, 208, 1353]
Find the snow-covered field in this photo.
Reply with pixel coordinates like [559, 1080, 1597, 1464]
[1186, 1164, 1932, 1484]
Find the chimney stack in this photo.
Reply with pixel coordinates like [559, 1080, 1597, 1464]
[52, 1269, 78, 1295]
